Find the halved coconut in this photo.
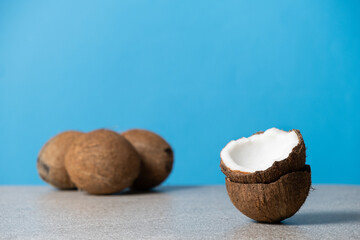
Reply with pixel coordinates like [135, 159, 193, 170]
[220, 128, 306, 183]
[225, 165, 311, 223]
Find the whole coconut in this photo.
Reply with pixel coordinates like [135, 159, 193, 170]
[122, 129, 174, 190]
[65, 129, 141, 195]
[37, 131, 83, 189]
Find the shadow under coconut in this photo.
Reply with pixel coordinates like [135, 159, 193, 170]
[106, 185, 202, 196]
[228, 222, 307, 239]
[284, 211, 360, 225]
[38, 186, 80, 195]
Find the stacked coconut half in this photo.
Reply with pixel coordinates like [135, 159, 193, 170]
[220, 128, 311, 223]
[37, 129, 173, 195]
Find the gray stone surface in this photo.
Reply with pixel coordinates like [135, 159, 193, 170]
[0, 185, 359, 239]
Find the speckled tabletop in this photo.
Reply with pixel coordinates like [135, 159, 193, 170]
[0, 185, 359, 239]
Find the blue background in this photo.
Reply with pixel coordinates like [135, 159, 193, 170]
[0, 0, 359, 186]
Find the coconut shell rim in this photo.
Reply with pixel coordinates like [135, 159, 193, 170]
[225, 164, 311, 185]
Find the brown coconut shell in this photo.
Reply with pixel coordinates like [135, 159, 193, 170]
[65, 129, 141, 195]
[122, 129, 174, 190]
[225, 165, 311, 223]
[220, 129, 306, 184]
[37, 131, 84, 189]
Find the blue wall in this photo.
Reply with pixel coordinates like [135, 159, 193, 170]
[0, 0, 359, 185]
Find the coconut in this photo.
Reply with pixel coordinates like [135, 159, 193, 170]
[220, 128, 306, 183]
[122, 129, 173, 190]
[37, 131, 83, 189]
[225, 165, 311, 223]
[65, 129, 141, 195]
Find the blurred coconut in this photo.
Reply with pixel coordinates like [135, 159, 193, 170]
[122, 129, 173, 190]
[65, 129, 141, 195]
[37, 131, 84, 189]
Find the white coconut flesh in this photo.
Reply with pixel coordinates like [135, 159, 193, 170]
[221, 128, 299, 173]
